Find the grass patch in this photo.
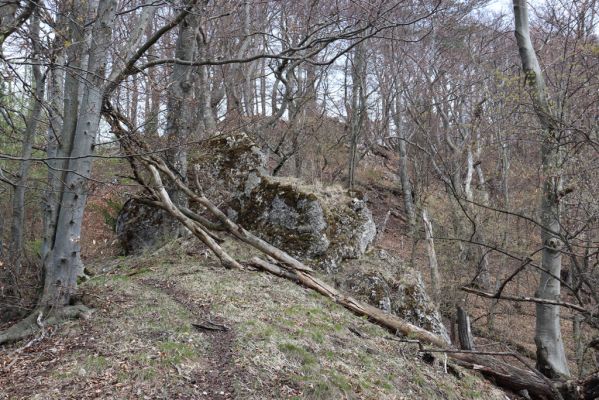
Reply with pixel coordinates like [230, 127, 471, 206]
[158, 341, 196, 365]
[279, 342, 318, 368]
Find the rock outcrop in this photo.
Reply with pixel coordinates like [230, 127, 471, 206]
[116, 132, 447, 340]
[191, 133, 267, 207]
[115, 199, 180, 255]
[116, 133, 266, 255]
[235, 176, 377, 272]
[339, 250, 450, 342]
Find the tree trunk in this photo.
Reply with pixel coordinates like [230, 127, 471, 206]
[513, 0, 570, 378]
[42, 0, 84, 265]
[9, 11, 44, 275]
[422, 208, 440, 302]
[41, 0, 116, 307]
[457, 306, 475, 351]
[165, 2, 200, 207]
[347, 40, 367, 190]
[393, 95, 416, 228]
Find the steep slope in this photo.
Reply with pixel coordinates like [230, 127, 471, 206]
[1, 240, 506, 399]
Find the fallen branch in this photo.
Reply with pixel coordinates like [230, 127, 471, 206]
[249, 257, 560, 399]
[250, 256, 448, 348]
[147, 164, 242, 270]
[147, 156, 313, 273]
[192, 321, 229, 332]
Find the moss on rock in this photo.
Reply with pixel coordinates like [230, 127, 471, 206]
[235, 175, 376, 272]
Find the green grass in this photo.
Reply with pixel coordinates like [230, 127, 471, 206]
[6, 239, 507, 400]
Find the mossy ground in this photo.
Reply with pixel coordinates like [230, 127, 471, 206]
[1, 239, 505, 399]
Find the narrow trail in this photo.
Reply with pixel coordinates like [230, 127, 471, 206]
[140, 277, 243, 400]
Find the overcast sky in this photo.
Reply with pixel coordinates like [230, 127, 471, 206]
[487, 0, 512, 14]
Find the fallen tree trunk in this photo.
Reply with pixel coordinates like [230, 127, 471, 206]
[250, 256, 448, 348]
[248, 257, 559, 400]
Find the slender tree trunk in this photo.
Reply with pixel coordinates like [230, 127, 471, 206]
[165, 3, 200, 207]
[393, 94, 416, 228]
[422, 208, 440, 302]
[196, 36, 216, 133]
[513, 0, 570, 378]
[347, 40, 366, 190]
[9, 11, 44, 277]
[457, 306, 475, 351]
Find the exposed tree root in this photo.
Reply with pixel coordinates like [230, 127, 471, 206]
[0, 304, 92, 346]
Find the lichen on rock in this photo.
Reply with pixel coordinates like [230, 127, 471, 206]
[340, 250, 450, 342]
[116, 132, 267, 254]
[234, 175, 377, 272]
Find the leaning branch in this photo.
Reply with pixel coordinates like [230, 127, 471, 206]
[462, 286, 587, 313]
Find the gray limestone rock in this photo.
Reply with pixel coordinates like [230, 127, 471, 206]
[340, 251, 450, 343]
[115, 199, 180, 255]
[116, 132, 266, 253]
[235, 176, 376, 272]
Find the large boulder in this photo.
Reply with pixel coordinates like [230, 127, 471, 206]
[191, 133, 267, 206]
[115, 199, 180, 255]
[339, 250, 450, 342]
[116, 133, 266, 255]
[115, 132, 447, 341]
[235, 176, 377, 272]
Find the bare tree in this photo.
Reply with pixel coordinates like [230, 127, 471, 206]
[513, 0, 570, 378]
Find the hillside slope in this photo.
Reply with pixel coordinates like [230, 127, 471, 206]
[1, 239, 506, 399]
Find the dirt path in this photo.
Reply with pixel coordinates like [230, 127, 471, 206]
[140, 277, 243, 400]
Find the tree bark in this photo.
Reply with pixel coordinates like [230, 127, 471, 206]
[347, 39, 367, 190]
[41, 0, 117, 307]
[9, 11, 44, 275]
[457, 306, 475, 351]
[422, 208, 440, 302]
[513, 0, 570, 379]
[165, 2, 200, 207]
[393, 93, 416, 228]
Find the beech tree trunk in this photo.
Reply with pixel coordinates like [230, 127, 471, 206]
[347, 39, 367, 190]
[393, 93, 416, 229]
[457, 306, 475, 351]
[513, 0, 570, 378]
[41, 0, 117, 307]
[165, 2, 200, 207]
[422, 209, 440, 302]
[9, 12, 44, 275]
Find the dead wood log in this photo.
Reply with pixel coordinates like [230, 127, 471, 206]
[248, 257, 565, 400]
[457, 306, 475, 351]
[147, 165, 242, 270]
[249, 256, 448, 348]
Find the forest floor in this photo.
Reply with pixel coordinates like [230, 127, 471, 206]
[0, 237, 507, 400]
